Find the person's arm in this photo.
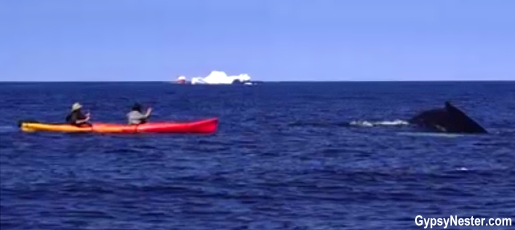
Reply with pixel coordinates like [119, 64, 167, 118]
[128, 112, 146, 123]
[144, 108, 152, 118]
[77, 117, 90, 123]
[76, 112, 90, 124]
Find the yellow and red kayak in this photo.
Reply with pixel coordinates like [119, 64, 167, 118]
[19, 118, 218, 134]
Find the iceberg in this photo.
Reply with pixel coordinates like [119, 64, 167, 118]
[176, 71, 256, 85]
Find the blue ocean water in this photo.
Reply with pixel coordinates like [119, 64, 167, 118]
[1, 82, 514, 230]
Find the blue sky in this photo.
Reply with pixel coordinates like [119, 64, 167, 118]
[1, 0, 514, 81]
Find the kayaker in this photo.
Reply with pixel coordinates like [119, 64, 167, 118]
[127, 103, 152, 125]
[65, 102, 91, 126]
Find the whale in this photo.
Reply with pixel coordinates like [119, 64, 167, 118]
[408, 101, 488, 134]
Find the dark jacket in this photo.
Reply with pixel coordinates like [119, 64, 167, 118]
[66, 110, 88, 125]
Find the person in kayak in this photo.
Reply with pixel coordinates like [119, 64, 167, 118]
[65, 102, 91, 126]
[127, 103, 152, 125]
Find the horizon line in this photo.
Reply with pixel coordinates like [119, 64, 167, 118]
[0, 80, 514, 83]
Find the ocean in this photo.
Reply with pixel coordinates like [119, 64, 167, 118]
[1, 82, 514, 230]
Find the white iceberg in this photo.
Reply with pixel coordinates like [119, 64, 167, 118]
[178, 71, 254, 85]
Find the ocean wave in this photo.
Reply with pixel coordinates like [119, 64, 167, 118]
[349, 119, 410, 127]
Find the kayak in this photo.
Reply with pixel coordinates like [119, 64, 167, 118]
[18, 118, 218, 134]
